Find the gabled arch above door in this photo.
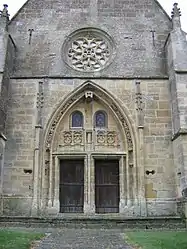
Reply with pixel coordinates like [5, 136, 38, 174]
[44, 80, 136, 153]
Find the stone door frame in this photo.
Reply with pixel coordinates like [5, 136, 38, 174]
[47, 151, 137, 215]
[40, 81, 147, 217]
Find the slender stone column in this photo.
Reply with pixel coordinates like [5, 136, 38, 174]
[0, 133, 6, 215]
[138, 128, 147, 216]
[135, 81, 147, 216]
[47, 155, 60, 215]
[126, 153, 131, 207]
[31, 126, 42, 215]
[119, 156, 126, 213]
[48, 154, 54, 208]
[31, 81, 43, 215]
[53, 156, 60, 211]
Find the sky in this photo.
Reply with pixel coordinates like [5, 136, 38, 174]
[0, 0, 187, 32]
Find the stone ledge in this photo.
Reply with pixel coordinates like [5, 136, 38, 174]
[0, 216, 185, 229]
[10, 75, 169, 80]
[0, 215, 182, 220]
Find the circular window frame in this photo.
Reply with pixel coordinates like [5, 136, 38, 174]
[62, 27, 116, 72]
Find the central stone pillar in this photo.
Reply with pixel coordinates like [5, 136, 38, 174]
[84, 155, 95, 214]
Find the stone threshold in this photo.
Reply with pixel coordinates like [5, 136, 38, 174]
[0, 214, 183, 221]
[0, 215, 185, 229]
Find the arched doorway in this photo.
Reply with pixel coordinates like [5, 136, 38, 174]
[41, 81, 140, 215]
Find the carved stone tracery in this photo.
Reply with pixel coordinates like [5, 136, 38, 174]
[63, 131, 72, 145]
[62, 130, 83, 146]
[45, 83, 133, 151]
[96, 130, 106, 145]
[109, 103, 133, 150]
[96, 130, 117, 146]
[63, 28, 114, 72]
[107, 131, 116, 145]
[68, 35, 110, 71]
[45, 94, 82, 148]
[73, 131, 83, 144]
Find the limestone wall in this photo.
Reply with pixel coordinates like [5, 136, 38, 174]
[3, 79, 36, 215]
[8, 0, 171, 78]
[0, 35, 16, 132]
[2, 78, 177, 216]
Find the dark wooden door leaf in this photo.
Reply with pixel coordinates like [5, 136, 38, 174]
[60, 159, 84, 213]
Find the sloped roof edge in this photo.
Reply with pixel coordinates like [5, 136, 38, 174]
[8, 0, 30, 24]
[154, 0, 171, 22]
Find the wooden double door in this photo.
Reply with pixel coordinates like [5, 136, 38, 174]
[59, 159, 119, 213]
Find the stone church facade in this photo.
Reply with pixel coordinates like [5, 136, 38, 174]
[0, 1, 187, 218]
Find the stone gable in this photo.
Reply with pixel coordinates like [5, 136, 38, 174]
[8, 0, 172, 78]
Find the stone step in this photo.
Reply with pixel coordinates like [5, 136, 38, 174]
[0, 216, 186, 229]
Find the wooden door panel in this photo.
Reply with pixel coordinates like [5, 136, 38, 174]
[59, 159, 84, 213]
[95, 160, 119, 213]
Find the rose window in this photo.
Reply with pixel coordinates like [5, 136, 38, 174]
[63, 28, 114, 72]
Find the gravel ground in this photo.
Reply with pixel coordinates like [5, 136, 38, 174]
[32, 228, 132, 249]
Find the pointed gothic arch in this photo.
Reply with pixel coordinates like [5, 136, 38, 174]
[41, 80, 140, 215]
[44, 80, 137, 152]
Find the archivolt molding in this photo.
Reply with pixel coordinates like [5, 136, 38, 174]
[45, 81, 134, 151]
[95, 91, 133, 150]
[45, 92, 83, 149]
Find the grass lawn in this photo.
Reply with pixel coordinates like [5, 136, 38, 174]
[0, 229, 45, 249]
[125, 231, 187, 249]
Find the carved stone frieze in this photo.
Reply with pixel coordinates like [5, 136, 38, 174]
[96, 130, 117, 146]
[36, 82, 44, 109]
[59, 129, 118, 148]
[63, 131, 72, 145]
[73, 131, 83, 144]
[96, 130, 106, 145]
[107, 131, 116, 145]
[61, 130, 83, 146]
[36, 81, 44, 126]
[135, 81, 144, 127]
